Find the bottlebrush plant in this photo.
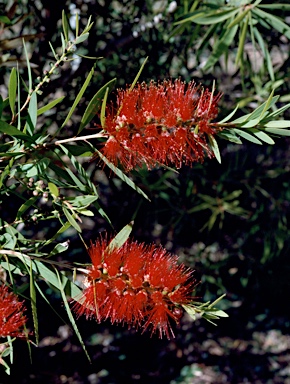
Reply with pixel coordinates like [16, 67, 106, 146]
[1, 10, 290, 375]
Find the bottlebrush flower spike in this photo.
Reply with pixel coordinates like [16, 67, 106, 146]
[101, 79, 222, 171]
[0, 285, 27, 338]
[73, 236, 198, 339]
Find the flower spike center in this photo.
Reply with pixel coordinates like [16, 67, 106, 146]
[73, 235, 198, 339]
[98, 79, 222, 171]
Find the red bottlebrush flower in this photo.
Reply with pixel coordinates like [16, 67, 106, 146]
[0, 285, 27, 338]
[100, 79, 222, 172]
[73, 236, 198, 339]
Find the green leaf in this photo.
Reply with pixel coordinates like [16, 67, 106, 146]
[252, 129, 275, 144]
[26, 157, 50, 177]
[94, 148, 150, 201]
[0, 95, 3, 118]
[257, 90, 275, 122]
[232, 95, 279, 124]
[0, 16, 11, 24]
[49, 242, 69, 257]
[203, 24, 238, 71]
[264, 120, 290, 128]
[9, 68, 17, 115]
[0, 120, 28, 138]
[235, 13, 249, 65]
[100, 87, 109, 129]
[176, 9, 238, 25]
[37, 96, 65, 116]
[48, 41, 58, 60]
[227, 8, 250, 29]
[264, 128, 290, 136]
[129, 56, 149, 91]
[253, 8, 290, 39]
[67, 195, 98, 208]
[23, 40, 32, 91]
[58, 144, 99, 196]
[16, 196, 38, 219]
[267, 103, 290, 118]
[62, 11, 69, 42]
[74, 33, 89, 44]
[61, 144, 93, 156]
[208, 134, 221, 163]
[240, 117, 260, 128]
[63, 207, 82, 233]
[55, 269, 91, 362]
[233, 128, 262, 144]
[44, 222, 71, 246]
[30, 261, 39, 345]
[259, 4, 290, 10]
[208, 309, 229, 317]
[107, 222, 134, 252]
[77, 209, 94, 216]
[25, 92, 37, 135]
[61, 63, 97, 130]
[182, 305, 197, 321]
[78, 78, 116, 134]
[194, 9, 239, 25]
[75, 12, 79, 37]
[218, 104, 239, 123]
[48, 182, 59, 198]
[34, 281, 67, 324]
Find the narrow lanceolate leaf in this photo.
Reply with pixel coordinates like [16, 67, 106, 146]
[235, 13, 249, 65]
[0, 120, 28, 137]
[30, 261, 39, 345]
[48, 41, 58, 60]
[74, 33, 89, 45]
[227, 8, 250, 29]
[23, 40, 32, 91]
[257, 90, 275, 122]
[94, 148, 151, 201]
[67, 195, 98, 208]
[43, 221, 71, 246]
[218, 104, 239, 124]
[264, 128, 290, 136]
[78, 78, 116, 134]
[63, 207, 82, 233]
[252, 130, 275, 144]
[26, 91, 37, 135]
[193, 9, 239, 25]
[62, 10, 69, 42]
[0, 95, 3, 118]
[37, 96, 65, 116]
[107, 222, 134, 252]
[264, 120, 290, 128]
[61, 63, 97, 129]
[232, 95, 279, 124]
[9, 68, 17, 115]
[55, 269, 91, 363]
[208, 134, 221, 163]
[100, 87, 109, 129]
[75, 12, 79, 37]
[16, 196, 38, 219]
[59, 144, 99, 195]
[253, 8, 290, 39]
[26, 157, 50, 177]
[129, 56, 149, 91]
[233, 128, 262, 144]
[49, 242, 69, 257]
[203, 24, 238, 71]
